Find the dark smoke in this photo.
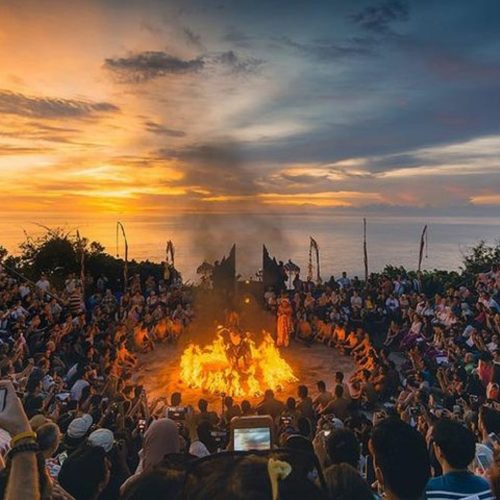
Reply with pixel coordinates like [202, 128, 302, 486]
[158, 140, 289, 277]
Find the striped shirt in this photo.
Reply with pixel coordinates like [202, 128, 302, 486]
[424, 471, 494, 500]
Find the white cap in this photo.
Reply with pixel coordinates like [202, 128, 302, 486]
[88, 428, 114, 453]
[67, 414, 93, 439]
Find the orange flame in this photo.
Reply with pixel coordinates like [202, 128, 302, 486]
[180, 331, 297, 397]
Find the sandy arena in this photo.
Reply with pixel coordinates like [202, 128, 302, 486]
[134, 330, 356, 407]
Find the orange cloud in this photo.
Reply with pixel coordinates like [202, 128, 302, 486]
[470, 194, 500, 205]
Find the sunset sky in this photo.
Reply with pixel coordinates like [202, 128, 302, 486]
[1, 0, 500, 217]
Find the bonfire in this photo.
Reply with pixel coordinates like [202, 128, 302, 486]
[180, 330, 297, 397]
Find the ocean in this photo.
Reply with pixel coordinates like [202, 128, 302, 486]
[1, 214, 499, 282]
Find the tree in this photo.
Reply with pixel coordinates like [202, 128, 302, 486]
[12, 226, 163, 291]
[461, 240, 500, 276]
[18, 228, 78, 283]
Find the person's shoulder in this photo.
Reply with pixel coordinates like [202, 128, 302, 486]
[465, 473, 492, 488]
[425, 472, 492, 494]
[424, 474, 447, 492]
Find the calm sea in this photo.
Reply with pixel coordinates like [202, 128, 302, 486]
[1, 214, 499, 282]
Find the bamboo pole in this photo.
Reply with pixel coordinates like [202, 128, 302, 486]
[418, 225, 428, 275]
[363, 218, 368, 286]
[116, 222, 129, 292]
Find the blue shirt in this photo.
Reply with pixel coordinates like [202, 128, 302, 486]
[424, 471, 494, 500]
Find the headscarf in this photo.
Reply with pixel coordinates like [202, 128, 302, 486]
[142, 418, 180, 471]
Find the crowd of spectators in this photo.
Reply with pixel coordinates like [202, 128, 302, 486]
[0, 257, 499, 499]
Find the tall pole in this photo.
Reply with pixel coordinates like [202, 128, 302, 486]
[310, 237, 321, 284]
[116, 222, 129, 293]
[418, 224, 428, 286]
[316, 243, 321, 284]
[307, 239, 313, 281]
[363, 218, 368, 286]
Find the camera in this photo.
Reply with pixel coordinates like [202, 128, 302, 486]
[167, 406, 187, 421]
[230, 416, 273, 451]
[318, 414, 342, 432]
[210, 429, 228, 449]
[279, 415, 294, 428]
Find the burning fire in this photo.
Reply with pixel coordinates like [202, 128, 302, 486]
[180, 331, 297, 397]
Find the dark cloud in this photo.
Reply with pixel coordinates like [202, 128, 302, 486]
[105, 49, 262, 82]
[104, 51, 204, 82]
[210, 50, 263, 74]
[158, 141, 289, 264]
[0, 90, 119, 119]
[351, 0, 409, 34]
[145, 121, 186, 138]
[278, 36, 374, 61]
[158, 142, 260, 195]
[183, 27, 205, 50]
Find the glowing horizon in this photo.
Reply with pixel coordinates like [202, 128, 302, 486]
[1, 1, 499, 217]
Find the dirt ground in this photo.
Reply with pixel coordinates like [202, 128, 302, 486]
[132, 294, 355, 406]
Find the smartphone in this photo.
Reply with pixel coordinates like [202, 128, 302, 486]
[359, 455, 368, 479]
[279, 415, 294, 428]
[210, 430, 228, 449]
[476, 454, 489, 474]
[0, 388, 7, 412]
[230, 416, 273, 451]
[138, 419, 146, 432]
[167, 406, 187, 421]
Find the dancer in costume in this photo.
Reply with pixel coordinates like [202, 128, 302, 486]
[276, 297, 293, 347]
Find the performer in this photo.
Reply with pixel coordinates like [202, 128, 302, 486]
[220, 327, 252, 370]
[226, 309, 241, 330]
[276, 297, 293, 347]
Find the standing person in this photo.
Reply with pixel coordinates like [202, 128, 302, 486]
[425, 420, 494, 499]
[69, 286, 84, 315]
[337, 272, 351, 289]
[276, 298, 293, 347]
[36, 273, 51, 293]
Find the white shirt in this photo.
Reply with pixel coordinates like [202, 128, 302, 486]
[36, 278, 50, 292]
[70, 379, 89, 401]
[385, 298, 399, 310]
